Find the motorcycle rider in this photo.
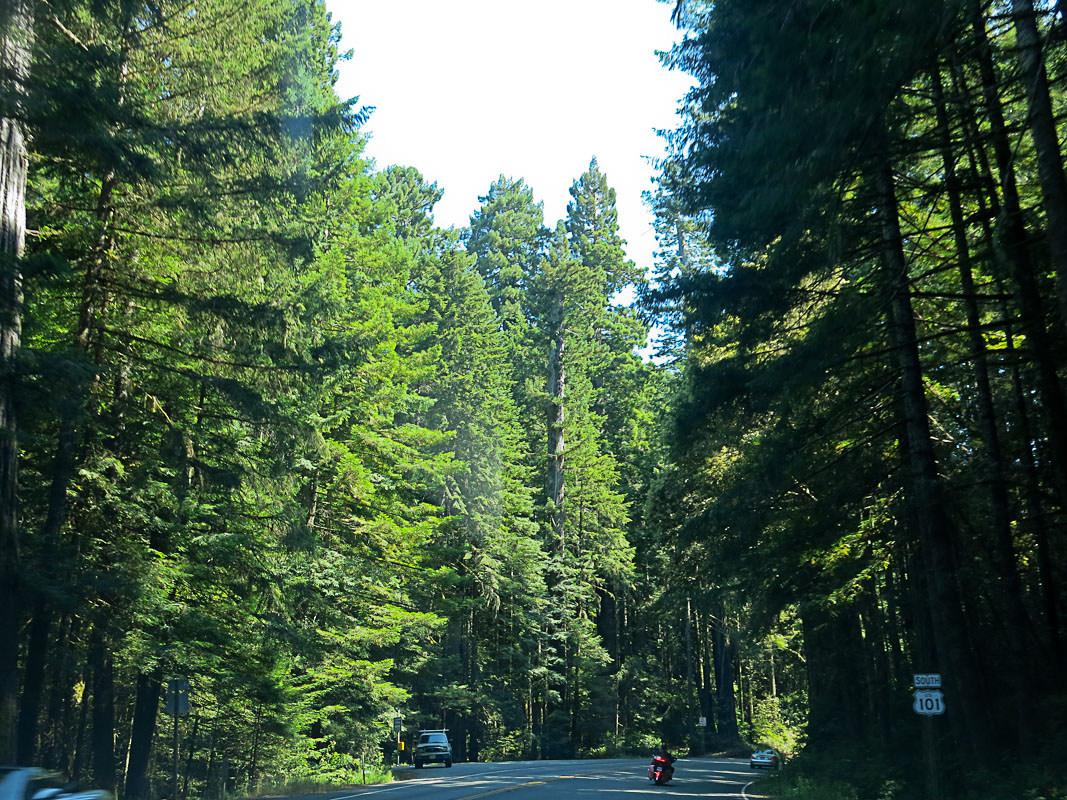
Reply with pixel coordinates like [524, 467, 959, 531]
[653, 742, 677, 769]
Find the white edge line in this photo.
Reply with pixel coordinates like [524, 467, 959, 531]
[741, 779, 756, 799]
[323, 762, 586, 800]
[328, 783, 421, 800]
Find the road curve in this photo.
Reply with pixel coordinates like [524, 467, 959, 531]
[278, 757, 762, 800]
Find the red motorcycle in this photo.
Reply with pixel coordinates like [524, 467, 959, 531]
[648, 754, 675, 784]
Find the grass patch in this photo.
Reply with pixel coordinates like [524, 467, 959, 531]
[752, 773, 868, 800]
[242, 766, 394, 798]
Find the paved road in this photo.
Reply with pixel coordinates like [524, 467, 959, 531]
[293, 757, 763, 800]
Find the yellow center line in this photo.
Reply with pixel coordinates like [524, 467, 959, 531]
[459, 780, 547, 800]
[442, 768, 613, 800]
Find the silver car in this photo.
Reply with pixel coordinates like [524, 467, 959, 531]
[749, 749, 780, 770]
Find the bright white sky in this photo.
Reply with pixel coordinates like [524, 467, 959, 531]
[325, 0, 694, 274]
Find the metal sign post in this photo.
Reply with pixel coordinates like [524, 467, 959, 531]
[393, 716, 402, 766]
[166, 680, 191, 800]
[912, 674, 943, 800]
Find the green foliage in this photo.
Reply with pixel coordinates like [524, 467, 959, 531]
[653, 0, 1067, 797]
[748, 696, 801, 756]
[7, 0, 946, 791]
[765, 775, 860, 800]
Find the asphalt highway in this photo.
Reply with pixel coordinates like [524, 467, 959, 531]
[287, 757, 766, 800]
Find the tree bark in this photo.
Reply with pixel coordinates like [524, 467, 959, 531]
[931, 62, 1036, 751]
[15, 603, 51, 764]
[710, 600, 739, 743]
[802, 607, 865, 747]
[0, 0, 33, 764]
[70, 658, 91, 780]
[89, 629, 117, 792]
[858, 588, 890, 746]
[685, 597, 696, 750]
[872, 132, 989, 760]
[18, 391, 84, 764]
[1011, 0, 1067, 329]
[962, 9, 1067, 661]
[698, 610, 716, 736]
[970, 0, 1067, 514]
[546, 290, 566, 548]
[124, 670, 163, 800]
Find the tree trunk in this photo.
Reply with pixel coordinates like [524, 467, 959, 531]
[124, 670, 163, 800]
[710, 601, 739, 743]
[699, 610, 717, 736]
[999, 306, 1065, 664]
[89, 630, 117, 792]
[931, 63, 1036, 752]
[685, 597, 696, 750]
[18, 391, 84, 765]
[546, 291, 566, 548]
[247, 713, 261, 793]
[0, 0, 33, 764]
[872, 133, 988, 761]
[858, 588, 890, 746]
[883, 565, 907, 685]
[961, 14, 1067, 662]
[802, 606, 866, 748]
[1011, 0, 1067, 328]
[970, 0, 1067, 510]
[16, 603, 51, 764]
[70, 658, 92, 780]
[41, 614, 74, 770]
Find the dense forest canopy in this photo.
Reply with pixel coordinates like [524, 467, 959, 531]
[0, 1, 1065, 800]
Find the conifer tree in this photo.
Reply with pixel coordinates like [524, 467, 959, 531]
[642, 159, 718, 362]
[466, 176, 546, 335]
[520, 159, 645, 751]
[465, 176, 548, 470]
[408, 235, 546, 759]
[372, 166, 443, 245]
[657, 0, 1067, 783]
[564, 159, 648, 473]
[9, 0, 428, 786]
